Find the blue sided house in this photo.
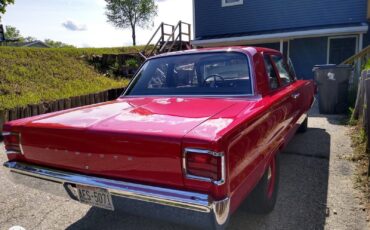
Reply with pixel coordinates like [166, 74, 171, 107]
[191, 0, 370, 79]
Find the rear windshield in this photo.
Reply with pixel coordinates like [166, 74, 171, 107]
[125, 52, 252, 96]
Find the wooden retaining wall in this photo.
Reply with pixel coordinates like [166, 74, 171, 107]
[0, 87, 125, 133]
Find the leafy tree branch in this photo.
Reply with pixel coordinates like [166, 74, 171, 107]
[0, 0, 15, 21]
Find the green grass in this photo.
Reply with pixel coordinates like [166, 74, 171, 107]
[0, 46, 140, 110]
[50, 46, 144, 57]
[364, 59, 370, 70]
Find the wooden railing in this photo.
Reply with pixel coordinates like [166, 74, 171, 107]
[159, 21, 191, 53]
[347, 46, 370, 120]
[342, 45, 370, 66]
[342, 45, 370, 87]
[140, 21, 192, 59]
[140, 22, 175, 58]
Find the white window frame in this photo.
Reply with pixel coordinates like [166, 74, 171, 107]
[326, 35, 359, 64]
[222, 0, 243, 7]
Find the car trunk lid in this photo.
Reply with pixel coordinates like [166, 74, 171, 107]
[15, 97, 237, 188]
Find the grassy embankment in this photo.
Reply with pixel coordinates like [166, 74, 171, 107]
[0, 46, 142, 111]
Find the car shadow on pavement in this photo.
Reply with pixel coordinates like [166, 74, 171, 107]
[67, 127, 331, 230]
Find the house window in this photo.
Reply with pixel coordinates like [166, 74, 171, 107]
[222, 0, 243, 7]
[327, 36, 358, 64]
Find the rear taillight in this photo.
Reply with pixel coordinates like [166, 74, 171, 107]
[3, 132, 23, 155]
[183, 148, 225, 185]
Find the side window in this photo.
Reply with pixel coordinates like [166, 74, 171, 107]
[263, 55, 279, 90]
[288, 58, 297, 80]
[271, 55, 293, 86]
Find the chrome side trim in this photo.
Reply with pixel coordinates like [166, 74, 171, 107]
[2, 132, 12, 136]
[311, 97, 316, 109]
[183, 148, 226, 186]
[296, 112, 308, 126]
[5, 150, 22, 155]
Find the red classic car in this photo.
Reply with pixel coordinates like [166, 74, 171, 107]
[3, 47, 315, 229]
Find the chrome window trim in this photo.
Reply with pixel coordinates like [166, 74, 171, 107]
[183, 148, 226, 186]
[121, 50, 256, 98]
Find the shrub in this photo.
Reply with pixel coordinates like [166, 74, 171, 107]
[125, 58, 139, 68]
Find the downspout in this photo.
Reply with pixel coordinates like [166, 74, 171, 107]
[279, 40, 284, 53]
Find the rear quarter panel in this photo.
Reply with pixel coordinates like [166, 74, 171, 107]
[222, 81, 315, 214]
[224, 95, 290, 213]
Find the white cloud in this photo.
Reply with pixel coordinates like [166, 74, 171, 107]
[62, 19, 87, 31]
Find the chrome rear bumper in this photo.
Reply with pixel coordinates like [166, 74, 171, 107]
[3, 161, 230, 229]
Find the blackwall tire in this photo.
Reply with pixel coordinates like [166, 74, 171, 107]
[298, 117, 308, 133]
[241, 154, 280, 214]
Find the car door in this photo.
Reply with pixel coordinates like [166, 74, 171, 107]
[270, 54, 302, 127]
[261, 54, 295, 148]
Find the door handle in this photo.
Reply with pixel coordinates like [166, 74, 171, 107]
[291, 93, 300, 99]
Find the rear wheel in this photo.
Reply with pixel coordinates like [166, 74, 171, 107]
[241, 154, 280, 214]
[298, 117, 308, 133]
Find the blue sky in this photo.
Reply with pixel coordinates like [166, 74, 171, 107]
[2, 0, 193, 47]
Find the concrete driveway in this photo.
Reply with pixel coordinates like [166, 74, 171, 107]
[0, 105, 368, 230]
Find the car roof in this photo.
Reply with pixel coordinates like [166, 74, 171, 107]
[150, 46, 281, 59]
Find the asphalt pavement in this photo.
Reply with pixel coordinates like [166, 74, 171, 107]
[0, 105, 368, 230]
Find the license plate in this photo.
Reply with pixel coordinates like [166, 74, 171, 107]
[77, 185, 114, 210]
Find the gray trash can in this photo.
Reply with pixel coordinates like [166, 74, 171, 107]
[313, 64, 352, 114]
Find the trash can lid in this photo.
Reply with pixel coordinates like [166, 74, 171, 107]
[313, 64, 352, 71]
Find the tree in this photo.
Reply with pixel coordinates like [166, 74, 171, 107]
[5, 25, 75, 47]
[105, 0, 157, 46]
[24, 36, 36, 42]
[5, 26, 35, 42]
[4, 25, 21, 40]
[0, 0, 15, 21]
[44, 39, 75, 48]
